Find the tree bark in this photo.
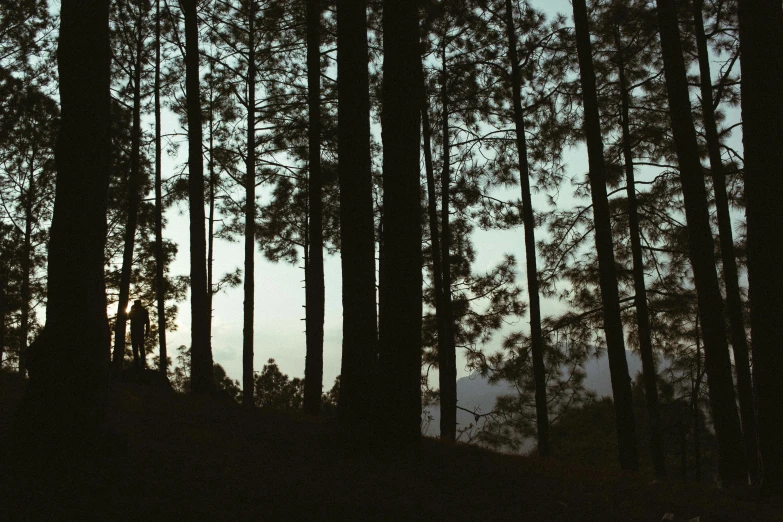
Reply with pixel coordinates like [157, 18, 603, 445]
[336, 0, 377, 427]
[378, 0, 422, 446]
[504, 0, 549, 457]
[656, 0, 745, 485]
[183, 0, 212, 394]
[304, 0, 325, 415]
[242, 0, 257, 408]
[438, 44, 457, 442]
[154, 0, 168, 377]
[737, 0, 783, 493]
[692, 0, 758, 484]
[24, 0, 112, 433]
[616, 33, 665, 478]
[112, 11, 145, 373]
[572, 0, 638, 472]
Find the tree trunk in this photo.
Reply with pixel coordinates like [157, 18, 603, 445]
[207, 83, 215, 348]
[112, 15, 144, 373]
[504, 0, 549, 457]
[19, 168, 33, 376]
[737, 0, 783, 494]
[303, 0, 325, 415]
[572, 0, 638, 472]
[24, 0, 112, 434]
[421, 73, 449, 440]
[656, 0, 745, 485]
[378, 0, 422, 445]
[154, 0, 167, 376]
[242, 1, 256, 408]
[183, 0, 212, 394]
[438, 45, 457, 442]
[693, 314, 702, 482]
[692, 0, 758, 484]
[0, 268, 6, 368]
[616, 35, 665, 478]
[336, 0, 377, 427]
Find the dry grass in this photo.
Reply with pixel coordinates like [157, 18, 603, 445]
[1, 371, 780, 521]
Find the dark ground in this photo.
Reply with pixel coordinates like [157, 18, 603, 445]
[1, 370, 780, 521]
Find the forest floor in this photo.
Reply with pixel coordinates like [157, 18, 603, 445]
[1, 371, 781, 521]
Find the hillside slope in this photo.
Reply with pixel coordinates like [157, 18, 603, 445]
[0, 371, 779, 521]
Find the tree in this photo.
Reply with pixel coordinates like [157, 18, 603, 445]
[182, 0, 212, 393]
[378, 0, 422, 445]
[336, 0, 378, 427]
[571, 0, 638, 472]
[303, 0, 324, 415]
[737, 0, 783, 493]
[24, 0, 112, 433]
[154, 0, 167, 376]
[501, 0, 549, 457]
[691, 0, 756, 483]
[110, 0, 155, 373]
[655, 0, 745, 486]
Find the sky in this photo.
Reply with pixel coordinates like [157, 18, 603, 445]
[159, 0, 599, 387]
[154, 0, 744, 390]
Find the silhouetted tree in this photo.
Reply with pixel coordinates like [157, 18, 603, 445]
[378, 0, 422, 445]
[336, 0, 377, 427]
[691, 0, 756, 483]
[737, 0, 783, 493]
[24, 0, 112, 432]
[572, 0, 638, 472]
[303, 0, 324, 415]
[655, 0, 745, 486]
[182, 0, 212, 393]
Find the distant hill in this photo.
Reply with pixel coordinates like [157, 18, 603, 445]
[425, 350, 644, 438]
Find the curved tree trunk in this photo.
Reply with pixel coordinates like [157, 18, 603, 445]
[692, 0, 758, 483]
[421, 75, 449, 440]
[183, 0, 212, 394]
[378, 0, 422, 446]
[616, 36, 665, 478]
[112, 12, 145, 373]
[572, 0, 638, 472]
[504, 0, 549, 457]
[336, 0, 378, 427]
[737, 0, 783, 493]
[656, 0, 745, 485]
[303, 0, 325, 415]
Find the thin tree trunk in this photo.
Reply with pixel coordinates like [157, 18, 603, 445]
[421, 72, 449, 440]
[438, 45, 457, 442]
[303, 0, 325, 415]
[207, 89, 215, 343]
[242, 1, 256, 408]
[0, 273, 5, 369]
[24, 0, 112, 432]
[737, 0, 783, 493]
[112, 14, 145, 373]
[692, 0, 758, 483]
[693, 313, 702, 482]
[656, 0, 745, 485]
[19, 167, 33, 376]
[616, 35, 665, 478]
[183, 0, 212, 394]
[154, 0, 167, 376]
[336, 0, 377, 427]
[378, 0, 422, 445]
[572, 0, 638, 472]
[504, 0, 549, 457]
